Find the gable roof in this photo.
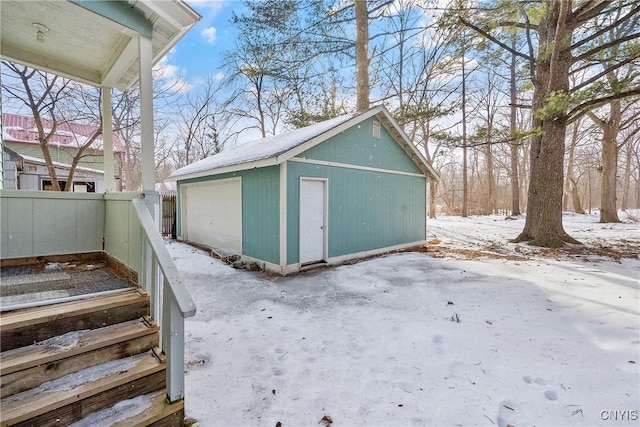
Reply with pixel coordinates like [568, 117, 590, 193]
[169, 106, 439, 182]
[2, 113, 124, 153]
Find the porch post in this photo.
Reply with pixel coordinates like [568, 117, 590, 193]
[101, 87, 116, 192]
[139, 35, 155, 192]
[1, 105, 4, 190]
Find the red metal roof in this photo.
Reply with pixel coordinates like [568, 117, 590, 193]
[2, 112, 124, 153]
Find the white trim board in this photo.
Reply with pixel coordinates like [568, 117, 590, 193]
[289, 157, 425, 178]
[279, 162, 288, 266]
[263, 240, 429, 275]
[167, 157, 278, 182]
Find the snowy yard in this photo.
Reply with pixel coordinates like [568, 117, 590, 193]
[169, 212, 639, 426]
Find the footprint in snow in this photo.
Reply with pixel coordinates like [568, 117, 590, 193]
[522, 375, 547, 386]
[523, 375, 559, 401]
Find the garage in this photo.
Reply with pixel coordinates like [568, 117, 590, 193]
[181, 177, 242, 254]
[170, 105, 439, 274]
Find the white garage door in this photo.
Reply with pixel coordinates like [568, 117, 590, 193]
[182, 177, 242, 254]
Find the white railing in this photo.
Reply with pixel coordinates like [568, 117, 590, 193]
[131, 198, 196, 403]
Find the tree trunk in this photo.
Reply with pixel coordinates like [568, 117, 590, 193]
[429, 181, 438, 218]
[636, 146, 640, 209]
[32, 115, 61, 191]
[599, 122, 620, 222]
[565, 121, 584, 214]
[514, 0, 579, 247]
[355, 0, 369, 111]
[586, 98, 622, 223]
[621, 142, 632, 211]
[461, 38, 468, 217]
[485, 144, 495, 215]
[509, 35, 521, 216]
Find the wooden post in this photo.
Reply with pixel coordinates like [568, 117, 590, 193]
[139, 35, 155, 193]
[101, 87, 116, 192]
[163, 280, 185, 402]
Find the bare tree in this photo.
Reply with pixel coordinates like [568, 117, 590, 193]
[1, 61, 105, 191]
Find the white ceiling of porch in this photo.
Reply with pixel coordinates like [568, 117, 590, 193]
[0, 0, 200, 90]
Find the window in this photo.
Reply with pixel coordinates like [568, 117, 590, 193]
[42, 180, 95, 192]
[373, 120, 381, 139]
[42, 180, 67, 191]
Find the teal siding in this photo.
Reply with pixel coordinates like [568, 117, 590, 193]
[177, 167, 280, 265]
[298, 117, 422, 174]
[104, 193, 144, 274]
[287, 162, 426, 264]
[241, 167, 280, 264]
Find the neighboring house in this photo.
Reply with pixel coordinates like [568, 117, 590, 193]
[2, 146, 105, 192]
[169, 105, 439, 274]
[1, 112, 124, 191]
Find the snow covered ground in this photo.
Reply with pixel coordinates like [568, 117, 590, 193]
[170, 212, 639, 427]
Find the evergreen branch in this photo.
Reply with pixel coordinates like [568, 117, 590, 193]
[519, 3, 538, 85]
[572, 0, 609, 26]
[459, 18, 533, 61]
[573, 31, 640, 62]
[496, 21, 539, 31]
[571, 51, 640, 92]
[571, 3, 640, 50]
[566, 88, 640, 124]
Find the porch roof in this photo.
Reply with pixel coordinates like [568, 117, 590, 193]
[0, 0, 200, 90]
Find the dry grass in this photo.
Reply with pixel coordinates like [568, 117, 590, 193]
[415, 240, 638, 262]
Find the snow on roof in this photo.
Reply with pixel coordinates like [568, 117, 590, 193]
[20, 154, 105, 175]
[169, 111, 360, 180]
[1, 112, 124, 152]
[1, 131, 19, 142]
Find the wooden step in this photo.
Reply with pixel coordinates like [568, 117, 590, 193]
[0, 351, 166, 427]
[70, 390, 184, 427]
[1, 317, 159, 398]
[0, 289, 149, 352]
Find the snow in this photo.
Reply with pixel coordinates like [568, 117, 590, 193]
[169, 211, 639, 426]
[3, 353, 145, 403]
[168, 112, 359, 180]
[69, 391, 160, 427]
[19, 154, 105, 174]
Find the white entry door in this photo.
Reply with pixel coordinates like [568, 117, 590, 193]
[299, 179, 326, 264]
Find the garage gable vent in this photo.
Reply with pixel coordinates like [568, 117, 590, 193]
[372, 120, 381, 139]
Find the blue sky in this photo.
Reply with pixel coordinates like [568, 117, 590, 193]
[169, 1, 244, 87]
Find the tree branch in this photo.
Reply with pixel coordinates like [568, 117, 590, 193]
[459, 18, 533, 62]
[571, 3, 640, 50]
[567, 88, 640, 124]
[573, 31, 640, 62]
[572, 0, 608, 26]
[571, 51, 640, 92]
[496, 21, 539, 31]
